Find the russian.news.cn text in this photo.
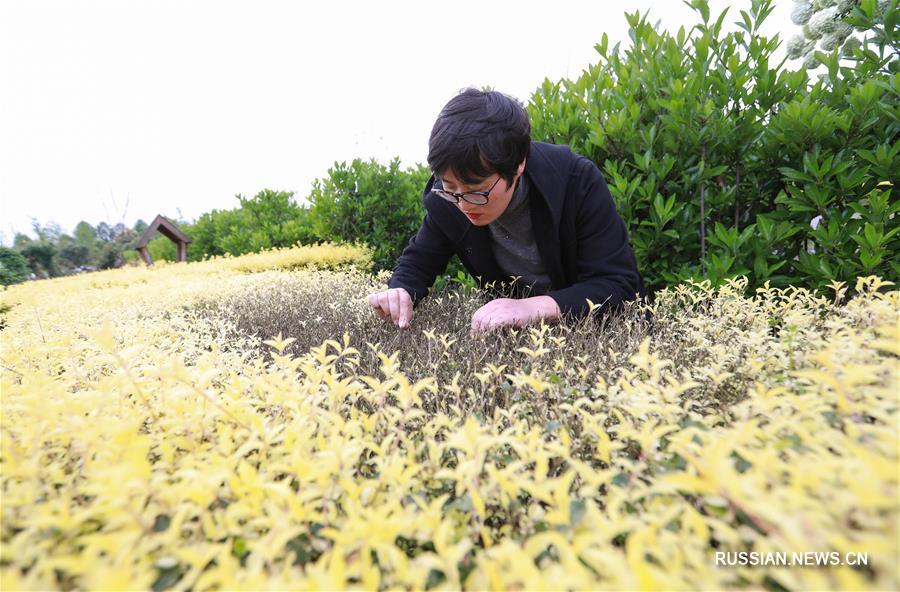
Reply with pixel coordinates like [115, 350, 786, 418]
[714, 551, 868, 567]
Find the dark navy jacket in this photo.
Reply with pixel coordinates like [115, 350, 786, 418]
[388, 141, 646, 318]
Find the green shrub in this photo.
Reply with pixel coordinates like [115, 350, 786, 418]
[20, 241, 59, 278]
[230, 189, 315, 253]
[188, 209, 246, 259]
[143, 190, 316, 264]
[146, 233, 179, 263]
[527, 0, 898, 294]
[0, 247, 31, 285]
[307, 158, 432, 272]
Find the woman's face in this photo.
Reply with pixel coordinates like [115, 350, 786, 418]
[438, 159, 526, 226]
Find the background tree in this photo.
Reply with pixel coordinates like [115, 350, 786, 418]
[13, 233, 32, 250]
[184, 209, 242, 259]
[235, 189, 308, 249]
[95, 222, 122, 242]
[58, 243, 92, 270]
[307, 158, 431, 272]
[30, 220, 63, 243]
[20, 241, 58, 278]
[74, 221, 97, 245]
[0, 247, 31, 285]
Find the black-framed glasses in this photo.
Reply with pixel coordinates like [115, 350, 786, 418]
[431, 174, 503, 205]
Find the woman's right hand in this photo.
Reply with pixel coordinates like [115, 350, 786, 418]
[366, 287, 413, 329]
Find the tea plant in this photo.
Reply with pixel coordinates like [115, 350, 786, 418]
[1, 246, 897, 590]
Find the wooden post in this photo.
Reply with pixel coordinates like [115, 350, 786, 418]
[138, 246, 153, 266]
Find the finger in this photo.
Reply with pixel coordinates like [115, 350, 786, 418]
[388, 289, 401, 326]
[375, 292, 392, 321]
[368, 293, 386, 317]
[398, 290, 411, 329]
[367, 292, 380, 315]
[367, 293, 383, 313]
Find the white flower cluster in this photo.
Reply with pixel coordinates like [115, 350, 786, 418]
[792, 0, 814, 25]
[787, 35, 812, 59]
[808, 6, 840, 35]
[790, 0, 868, 63]
[820, 22, 854, 51]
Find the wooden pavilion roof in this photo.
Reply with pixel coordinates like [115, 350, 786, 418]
[134, 214, 192, 249]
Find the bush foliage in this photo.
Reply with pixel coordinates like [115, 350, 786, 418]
[0, 247, 30, 286]
[146, 189, 316, 263]
[1, 255, 897, 590]
[528, 0, 898, 294]
[306, 158, 432, 272]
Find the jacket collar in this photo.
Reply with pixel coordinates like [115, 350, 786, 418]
[523, 142, 567, 233]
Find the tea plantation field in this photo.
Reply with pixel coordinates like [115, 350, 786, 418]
[1, 244, 897, 591]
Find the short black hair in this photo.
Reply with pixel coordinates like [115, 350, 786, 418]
[427, 88, 531, 188]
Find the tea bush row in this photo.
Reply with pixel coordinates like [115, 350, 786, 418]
[1, 246, 896, 590]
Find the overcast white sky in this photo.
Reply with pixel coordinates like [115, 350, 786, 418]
[0, 1, 795, 245]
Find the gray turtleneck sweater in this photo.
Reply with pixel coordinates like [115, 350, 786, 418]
[487, 173, 552, 294]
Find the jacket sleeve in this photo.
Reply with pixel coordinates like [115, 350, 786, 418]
[387, 208, 455, 306]
[546, 157, 646, 318]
